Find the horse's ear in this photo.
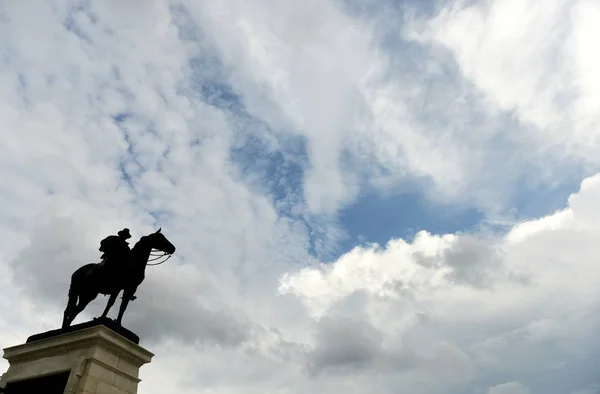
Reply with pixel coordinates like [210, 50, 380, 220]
[156, 228, 162, 233]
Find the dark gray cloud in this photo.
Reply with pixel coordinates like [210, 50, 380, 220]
[305, 315, 419, 377]
[308, 316, 384, 373]
[127, 282, 250, 346]
[442, 235, 504, 287]
[414, 234, 514, 288]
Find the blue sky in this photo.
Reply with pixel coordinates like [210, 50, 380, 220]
[2, 1, 600, 394]
[186, 0, 581, 263]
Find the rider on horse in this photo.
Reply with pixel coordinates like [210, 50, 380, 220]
[98, 228, 131, 276]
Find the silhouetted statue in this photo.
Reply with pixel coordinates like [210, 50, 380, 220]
[62, 228, 176, 328]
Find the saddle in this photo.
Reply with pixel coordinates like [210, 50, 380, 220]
[93, 256, 136, 301]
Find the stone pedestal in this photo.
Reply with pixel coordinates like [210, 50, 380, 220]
[0, 321, 153, 394]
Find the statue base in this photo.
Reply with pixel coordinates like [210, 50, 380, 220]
[0, 320, 153, 394]
[27, 318, 140, 345]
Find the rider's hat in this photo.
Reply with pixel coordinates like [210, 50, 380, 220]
[118, 228, 132, 239]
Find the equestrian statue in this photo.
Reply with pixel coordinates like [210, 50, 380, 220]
[62, 227, 176, 328]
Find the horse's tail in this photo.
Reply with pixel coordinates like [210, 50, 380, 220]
[67, 281, 75, 298]
[63, 269, 80, 327]
[65, 281, 77, 312]
[68, 268, 81, 298]
[66, 269, 82, 305]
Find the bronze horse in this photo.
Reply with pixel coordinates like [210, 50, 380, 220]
[62, 228, 176, 328]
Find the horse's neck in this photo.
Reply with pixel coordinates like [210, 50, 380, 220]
[130, 242, 151, 270]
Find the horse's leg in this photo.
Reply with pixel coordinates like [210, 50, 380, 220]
[115, 287, 137, 326]
[62, 287, 78, 329]
[100, 291, 120, 319]
[67, 292, 97, 326]
[63, 263, 100, 327]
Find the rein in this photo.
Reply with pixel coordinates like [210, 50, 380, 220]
[146, 250, 172, 266]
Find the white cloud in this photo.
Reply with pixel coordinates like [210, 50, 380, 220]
[411, 0, 600, 166]
[182, 0, 379, 213]
[280, 173, 600, 392]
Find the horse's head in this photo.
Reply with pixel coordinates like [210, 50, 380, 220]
[146, 228, 176, 255]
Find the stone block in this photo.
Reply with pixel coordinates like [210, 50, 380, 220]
[1, 321, 153, 394]
[87, 361, 116, 384]
[90, 347, 120, 369]
[96, 380, 130, 394]
[77, 374, 100, 393]
[116, 358, 139, 379]
[113, 373, 138, 393]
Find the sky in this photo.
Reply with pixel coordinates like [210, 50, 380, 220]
[1, 0, 600, 393]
